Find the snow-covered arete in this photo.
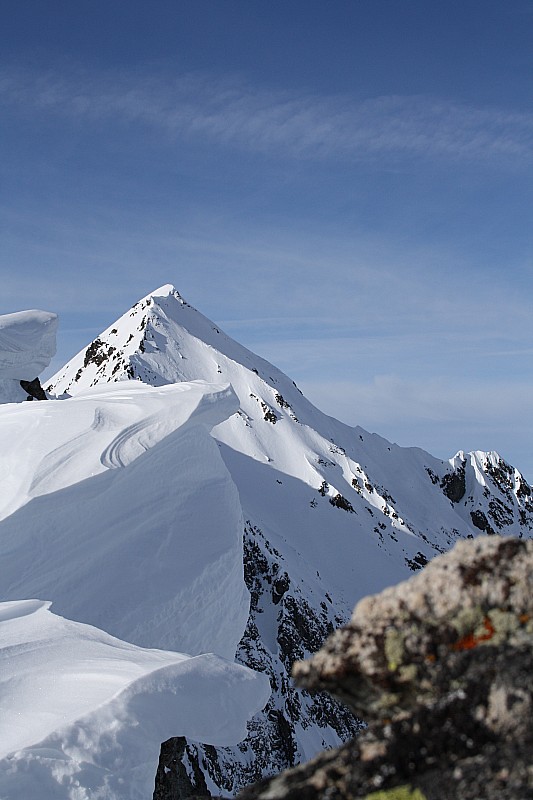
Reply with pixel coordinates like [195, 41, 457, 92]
[0, 380, 250, 659]
[48, 285, 533, 606]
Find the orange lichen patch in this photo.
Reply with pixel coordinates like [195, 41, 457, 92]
[519, 613, 530, 625]
[452, 616, 495, 651]
[424, 653, 436, 663]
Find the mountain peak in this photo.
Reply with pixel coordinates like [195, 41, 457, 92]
[138, 283, 183, 305]
[48, 287, 533, 561]
[48, 285, 197, 395]
[47, 284, 292, 399]
[151, 283, 180, 298]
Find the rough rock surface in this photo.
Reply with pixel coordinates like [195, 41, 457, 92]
[237, 536, 533, 800]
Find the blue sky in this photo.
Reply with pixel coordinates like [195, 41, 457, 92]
[1, 0, 532, 479]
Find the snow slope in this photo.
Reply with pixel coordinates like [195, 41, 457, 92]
[0, 309, 57, 402]
[47, 285, 533, 796]
[0, 379, 249, 658]
[0, 600, 270, 800]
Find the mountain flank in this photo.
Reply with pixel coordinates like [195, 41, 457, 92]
[46, 285, 533, 797]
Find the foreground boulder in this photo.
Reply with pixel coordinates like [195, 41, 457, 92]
[238, 536, 533, 799]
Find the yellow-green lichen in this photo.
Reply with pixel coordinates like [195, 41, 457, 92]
[384, 628, 405, 672]
[450, 606, 485, 638]
[486, 608, 521, 644]
[376, 690, 401, 710]
[365, 785, 426, 800]
[397, 663, 417, 683]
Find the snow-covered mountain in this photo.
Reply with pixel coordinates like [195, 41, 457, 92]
[44, 284, 533, 797]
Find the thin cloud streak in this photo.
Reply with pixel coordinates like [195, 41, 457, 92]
[303, 374, 533, 423]
[2, 198, 531, 342]
[1, 66, 532, 164]
[301, 374, 533, 480]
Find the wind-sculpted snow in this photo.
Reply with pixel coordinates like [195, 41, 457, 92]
[0, 381, 251, 659]
[0, 309, 57, 403]
[0, 600, 270, 800]
[0, 310, 57, 379]
[47, 285, 533, 797]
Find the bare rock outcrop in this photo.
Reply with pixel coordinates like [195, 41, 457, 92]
[238, 536, 533, 800]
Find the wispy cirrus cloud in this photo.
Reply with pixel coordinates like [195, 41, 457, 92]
[1, 65, 532, 164]
[300, 372, 533, 479]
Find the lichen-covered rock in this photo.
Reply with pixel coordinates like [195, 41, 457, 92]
[237, 536, 533, 800]
[295, 536, 532, 717]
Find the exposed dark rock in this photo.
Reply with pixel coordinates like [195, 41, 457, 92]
[440, 462, 466, 503]
[517, 480, 531, 499]
[272, 573, 290, 605]
[488, 497, 514, 529]
[153, 738, 210, 799]
[237, 536, 533, 800]
[82, 338, 116, 369]
[261, 402, 278, 423]
[470, 509, 496, 536]
[425, 467, 439, 485]
[404, 551, 428, 571]
[483, 456, 514, 502]
[329, 494, 355, 513]
[19, 377, 47, 400]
